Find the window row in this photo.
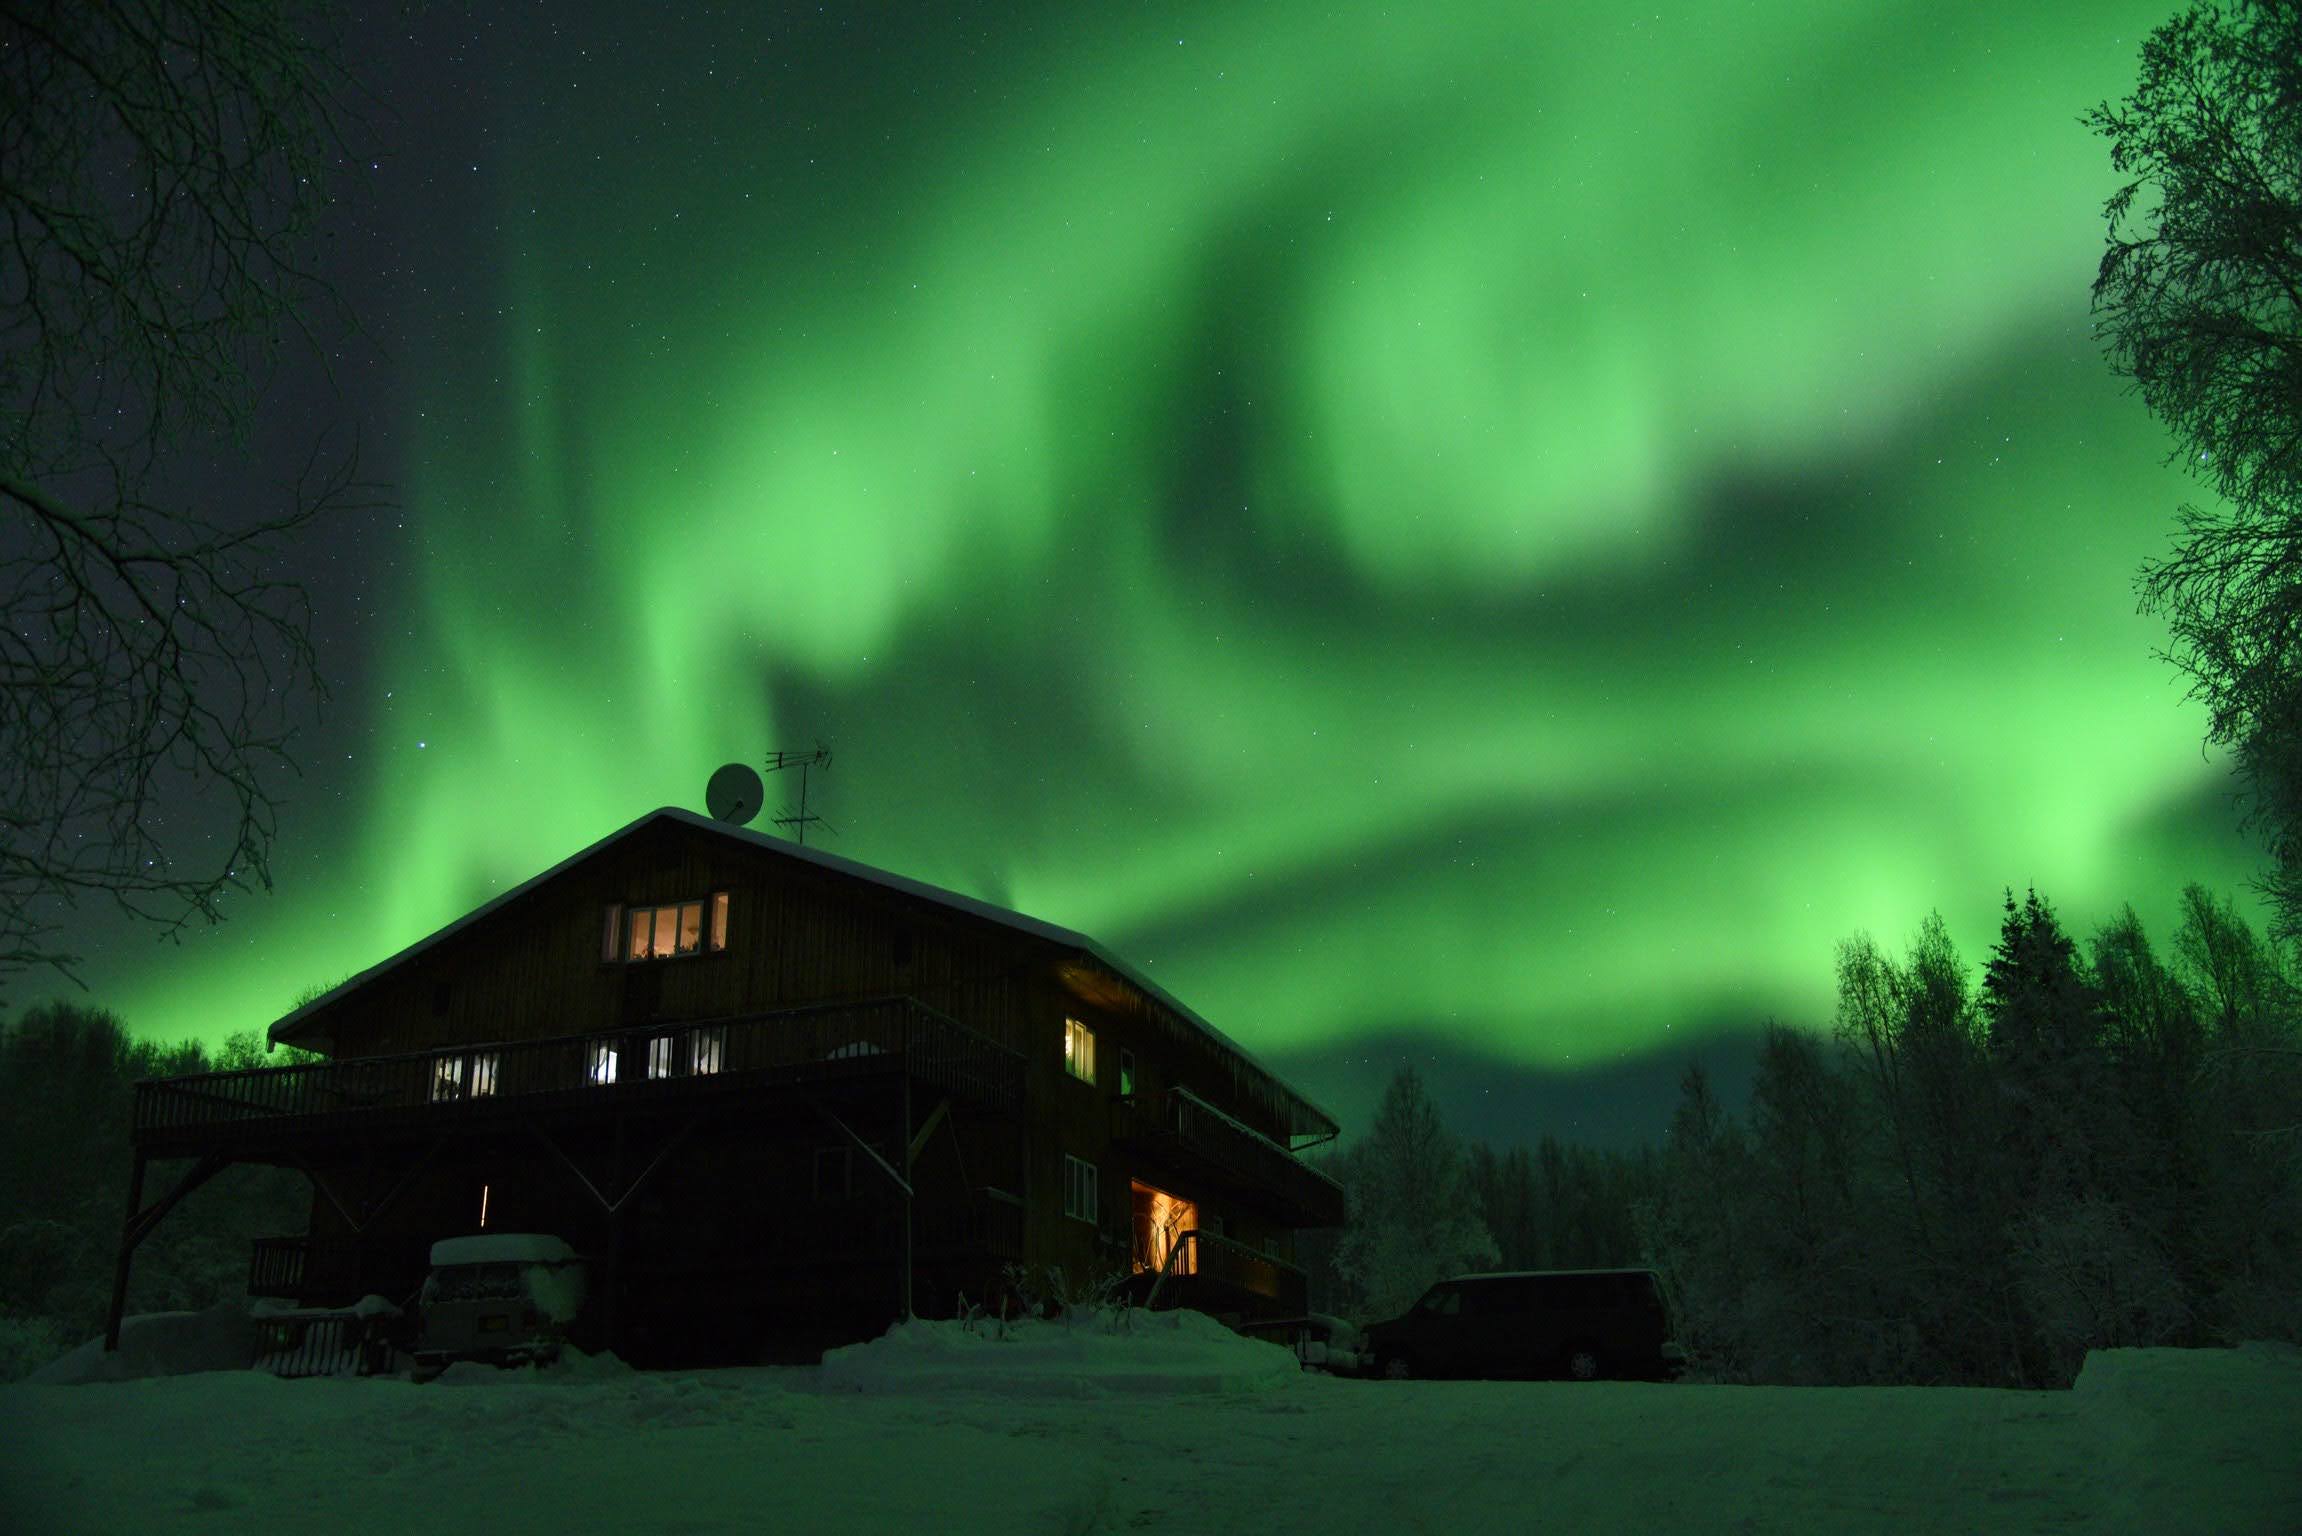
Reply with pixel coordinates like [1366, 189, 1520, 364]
[602, 892, 731, 963]
[586, 1027, 725, 1084]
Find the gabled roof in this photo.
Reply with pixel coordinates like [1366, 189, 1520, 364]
[269, 807, 1339, 1141]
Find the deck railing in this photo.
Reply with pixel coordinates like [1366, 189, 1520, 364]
[136, 996, 1025, 1145]
[1113, 1086, 1345, 1227]
[253, 1307, 397, 1379]
[1142, 1227, 1308, 1313]
[249, 1236, 311, 1298]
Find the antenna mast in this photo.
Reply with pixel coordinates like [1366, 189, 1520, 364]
[763, 746, 834, 845]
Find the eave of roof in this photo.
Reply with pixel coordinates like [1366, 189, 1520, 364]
[268, 807, 1339, 1140]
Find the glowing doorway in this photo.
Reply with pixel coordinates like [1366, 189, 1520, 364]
[1131, 1180, 1197, 1277]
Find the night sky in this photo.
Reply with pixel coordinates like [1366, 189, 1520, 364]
[43, 1, 2272, 1147]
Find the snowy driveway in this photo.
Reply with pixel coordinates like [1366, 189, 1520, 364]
[4, 1345, 2298, 1535]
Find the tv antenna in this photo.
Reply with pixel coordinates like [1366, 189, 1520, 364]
[764, 746, 835, 845]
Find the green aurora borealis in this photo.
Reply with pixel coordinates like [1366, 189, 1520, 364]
[66, 1, 2274, 1134]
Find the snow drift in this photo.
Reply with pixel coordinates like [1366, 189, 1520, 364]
[819, 1306, 1301, 1396]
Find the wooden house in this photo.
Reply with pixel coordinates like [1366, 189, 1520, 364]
[110, 808, 1345, 1365]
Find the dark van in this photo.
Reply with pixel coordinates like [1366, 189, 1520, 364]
[1363, 1268, 1684, 1381]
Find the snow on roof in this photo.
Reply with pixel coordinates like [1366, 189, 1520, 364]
[429, 1233, 579, 1268]
[267, 806, 1338, 1139]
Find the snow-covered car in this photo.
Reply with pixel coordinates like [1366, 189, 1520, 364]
[1236, 1313, 1370, 1374]
[411, 1233, 588, 1379]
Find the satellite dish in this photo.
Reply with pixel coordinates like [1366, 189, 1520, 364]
[706, 762, 765, 825]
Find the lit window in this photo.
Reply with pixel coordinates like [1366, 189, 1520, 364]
[1119, 1049, 1136, 1097]
[619, 899, 716, 961]
[647, 1035, 677, 1079]
[588, 1041, 619, 1085]
[430, 1057, 466, 1101]
[692, 1026, 725, 1075]
[1063, 1019, 1096, 1085]
[1063, 1155, 1099, 1224]
[470, 1053, 499, 1096]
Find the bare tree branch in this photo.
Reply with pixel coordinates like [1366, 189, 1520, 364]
[0, 0, 378, 996]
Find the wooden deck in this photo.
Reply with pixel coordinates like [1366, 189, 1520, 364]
[135, 996, 1026, 1159]
[1111, 1086, 1346, 1228]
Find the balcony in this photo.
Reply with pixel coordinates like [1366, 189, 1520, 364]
[1122, 1227, 1308, 1318]
[136, 996, 1025, 1157]
[1112, 1087, 1346, 1228]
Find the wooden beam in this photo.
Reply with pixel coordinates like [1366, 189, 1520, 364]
[605, 1116, 704, 1215]
[906, 1097, 950, 1165]
[812, 1097, 911, 1198]
[305, 1166, 366, 1233]
[528, 1122, 615, 1214]
[122, 1152, 229, 1250]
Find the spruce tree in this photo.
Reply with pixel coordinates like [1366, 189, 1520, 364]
[1331, 1065, 1496, 1321]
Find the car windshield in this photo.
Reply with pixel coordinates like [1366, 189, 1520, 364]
[429, 1262, 526, 1302]
[1414, 1286, 1460, 1316]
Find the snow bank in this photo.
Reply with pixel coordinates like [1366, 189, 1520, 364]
[2074, 1341, 2302, 1536]
[431, 1346, 634, 1387]
[4, 1338, 2297, 1535]
[819, 1306, 1301, 1396]
[26, 1305, 256, 1386]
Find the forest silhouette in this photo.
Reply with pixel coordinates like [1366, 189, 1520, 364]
[1301, 882, 2300, 1388]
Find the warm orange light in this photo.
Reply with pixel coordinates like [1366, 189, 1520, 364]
[479, 1183, 491, 1228]
[1133, 1181, 1197, 1276]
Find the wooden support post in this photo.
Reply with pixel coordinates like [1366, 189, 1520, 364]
[602, 1206, 625, 1360]
[605, 1114, 628, 1358]
[901, 1075, 914, 1321]
[104, 1152, 148, 1352]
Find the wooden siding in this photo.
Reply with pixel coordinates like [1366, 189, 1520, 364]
[305, 819, 1309, 1156]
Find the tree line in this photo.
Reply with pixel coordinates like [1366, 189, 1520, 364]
[1302, 882, 2302, 1388]
[0, 1007, 315, 1380]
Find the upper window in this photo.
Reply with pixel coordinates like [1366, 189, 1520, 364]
[1063, 1018, 1096, 1085]
[608, 894, 730, 962]
[1118, 1049, 1136, 1097]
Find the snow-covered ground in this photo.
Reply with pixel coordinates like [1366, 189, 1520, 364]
[3, 1310, 2297, 1535]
